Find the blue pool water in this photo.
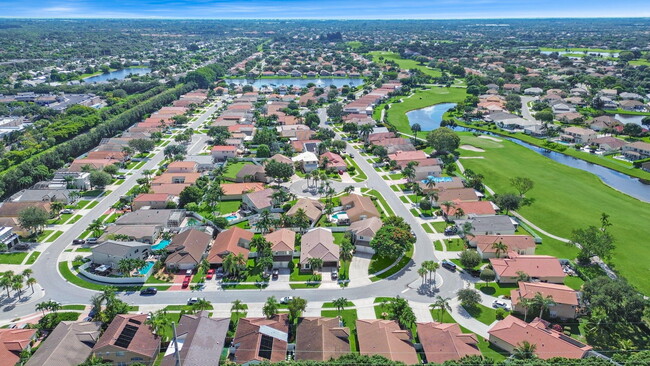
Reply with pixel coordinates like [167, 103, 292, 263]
[138, 261, 154, 275]
[422, 176, 453, 184]
[151, 240, 171, 251]
[225, 215, 238, 221]
[332, 211, 347, 219]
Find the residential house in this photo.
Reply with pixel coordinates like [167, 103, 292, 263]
[232, 315, 289, 364]
[286, 198, 324, 226]
[387, 150, 428, 168]
[0, 201, 51, 219]
[590, 136, 628, 151]
[511, 282, 580, 319]
[347, 216, 383, 254]
[267, 154, 293, 166]
[456, 215, 517, 236]
[166, 161, 198, 173]
[561, 127, 597, 144]
[132, 193, 174, 210]
[221, 182, 266, 200]
[417, 322, 481, 364]
[115, 209, 185, 228]
[25, 321, 102, 366]
[622, 141, 650, 160]
[442, 200, 497, 221]
[356, 319, 418, 365]
[340, 194, 380, 223]
[102, 225, 162, 244]
[93, 314, 160, 365]
[264, 228, 296, 268]
[470, 235, 536, 259]
[589, 115, 622, 131]
[152, 172, 201, 186]
[0, 226, 19, 249]
[619, 92, 643, 100]
[165, 229, 212, 270]
[207, 227, 253, 266]
[0, 328, 38, 366]
[488, 316, 591, 359]
[320, 151, 347, 171]
[12, 188, 74, 204]
[437, 188, 480, 203]
[524, 87, 543, 95]
[619, 100, 646, 112]
[161, 312, 229, 366]
[300, 228, 339, 271]
[235, 164, 268, 183]
[211, 145, 238, 161]
[490, 253, 566, 284]
[185, 155, 215, 172]
[242, 188, 275, 213]
[91, 240, 150, 268]
[414, 165, 442, 181]
[292, 152, 319, 173]
[295, 317, 350, 361]
[503, 84, 521, 92]
[68, 158, 120, 172]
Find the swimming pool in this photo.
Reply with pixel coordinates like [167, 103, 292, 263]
[331, 211, 347, 220]
[151, 239, 170, 251]
[225, 215, 238, 221]
[422, 176, 453, 184]
[138, 261, 155, 275]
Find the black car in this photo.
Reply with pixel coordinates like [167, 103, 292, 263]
[72, 239, 85, 245]
[441, 260, 457, 271]
[140, 287, 158, 295]
[272, 269, 279, 280]
[444, 226, 458, 236]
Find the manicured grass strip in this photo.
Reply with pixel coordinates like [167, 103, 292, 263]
[421, 224, 433, 233]
[322, 301, 355, 308]
[370, 246, 414, 282]
[431, 221, 449, 233]
[290, 283, 321, 289]
[223, 162, 253, 179]
[61, 304, 86, 310]
[464, 304, 506, 326]
[75, 248, 92, 252]
[322, 309, 358, 352]
[222, 284, 268, 290]
[59, 262, 106, 291]
[564, 276, 585, 291]
[345, 156, 367, 181]
[400, 196, 410, 203]
[37, 230, 53, 242]
[45, 231, 64, 242]
[164, 304, 214, 311]
[66, 215, 83, 224]
[475, 282, 518, 297]
[25, 251, 41, 265]
[364, 189, 395, 216]
[0, 252, 29, 264]
[86, 201, 99, 209]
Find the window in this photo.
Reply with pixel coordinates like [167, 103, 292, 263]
[131, 357, 144, 361]
[116, 351, 125, 357]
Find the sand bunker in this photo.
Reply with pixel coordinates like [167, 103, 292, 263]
[478, 135, 502, 142]
[460, 145, 485, 152]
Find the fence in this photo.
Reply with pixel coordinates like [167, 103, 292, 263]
[78, 262, 150, 285]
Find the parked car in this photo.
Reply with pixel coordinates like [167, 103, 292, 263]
[182, 276, 191, 288]
[215, 268, 224, 278]
[338, 170, 344, 175]
[272, 268, 279, 280]
[331, 268, 338, 280]
[117, 175, 126, 179]
[185, 269, 193, 276]
[60, 209, 74, 214]
[493, 300, 510, 311]
[441, 260, 457, 271]
[444, 226, 458, 236]
[72, 239, 85, 245]
[280, 296, 293, 304]
[206, 269, 215, 280]
[187, 297, 204, 305]
[140, 287, 158, 295]
[86, 238, 98, 245]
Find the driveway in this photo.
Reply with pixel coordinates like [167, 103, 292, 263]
[348, 253, 372, 287]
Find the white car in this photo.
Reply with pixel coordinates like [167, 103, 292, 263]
[492, 299, 510, 311]
[187, 297, 203, 305]
[280, 296, 294, 304]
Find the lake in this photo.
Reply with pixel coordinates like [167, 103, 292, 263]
[614, 114, 647, 126]
[84, 67, 152, 83]
[226, 78, 363, 88]
[540, 51, 619, 57]
[406, 103, 457, 131]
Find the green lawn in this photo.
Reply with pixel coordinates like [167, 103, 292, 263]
[564, 276, 585, 291]
[223, 162, 253, 179]
[321, 309, 358, 352]
[322, 301, 355, 308]
[215, 200, 241, 214]
[364, 189, 395, 216]
[371, 246, 414, 281]
[539, 47, 622, 53]
[421, 224, 433, 233]
[445, 239, 466, 251]
[345, 156, 367, 182]
[368, 254, 395, 275]
[290, 283, 321, 289]
[630, 59, 650, 66]
[25, 251, 41, 265]
[45, 231, 64, 243]
[475, 282, 518, 297]
[58, 262, 106, 291]
[0, 252, 28, 264]
[66, 215, 83, 224]
[61, 304, 86, 310]
[464, 304, 506, 325]
[431, 221, 449, 233]
[290, 260, 322, 282]
[333, 232, 346, 245]
[459, 133, 650, 295]
[369, 51, 442, 78]
[49, 214, 72, 225]
[384, 86, 467, 134]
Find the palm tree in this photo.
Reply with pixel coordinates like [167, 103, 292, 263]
[519, 297, 533, 322]
[12, 276, 23, 300]
[332, 297, 348, 315]
[26, 278, 37, 293]
[89, 294, 103, 317]
[308, 258, 323, 273]
[425, 179, 437, 193]
[21, 269, 32, 279]
[287, 297, 307, 325]
[50, 201, 65, 217]
[359, 123, 374, 141]
[430, 296, 452, 322]
[418, 267, 428, 285]
[532, 293, 556, 319]
[263, 296, 279, 319]
[426, 261, 440, 287]
[293, 208, 310, 233]
[48, 300, 61, 313]
[192, 298, 212, 312]
[257, 210, 273, 234]
[231, 299, 246, 314]
[492, 241, 508, 258]
[304, 172, 312, 187]
[145, 310, 172, 341]
[516, 271, 530, 282]
[513, 341, 537, 360]
[35, 301, 49, 316]
[440, 201, 455, 216]
[117, 259, 133, 277]
[410, 123, 422, 142]
[0, 275, 12, 297]
[454, 207, 465, 219]
[339, 240, 354, 276]
[344, 185, 355, 195]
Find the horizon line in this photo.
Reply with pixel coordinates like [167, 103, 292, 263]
[1, 16, 650, 20]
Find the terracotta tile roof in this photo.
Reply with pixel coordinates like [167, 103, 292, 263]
[167, 161, 198, 170]
[152, 172, 201, 185]
[387, 150, 427, 162]
[340, 194, 380, 221]
[286, 198, 324, 223]
[133, 193, 172, 203]
[0, 201, 51, 218]
[488, 316, 591, 359]
[94, 314, 160, 359]
[348, 217, 383, 238]
[165, 229, 212, 267]
[300, 228, 339, 264]
[472, 235, 536, 254]
[207, 227, 253, 264]
[0, 328, 36, 354]
[295, 317, 350, 361]
[443, 200, 496, 217]
[268, 154, 293, 165]
[212, 145, 237, 151]
[233, 315, 289, 364]
[356, 319, 418, 365]
[221, 182, 266, 196]
[417, 322, 480, 364]
[320, 152, 346, 169]
[437, 188, 479, 202]
[151, 184, 189, 196]
[244, 188, 274, 211]
[490, 254, 566, 280]
[264, 228, 296, 252]
[511, 282, 579, 307]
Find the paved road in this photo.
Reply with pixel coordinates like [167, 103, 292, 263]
[520, 96, 538, 122]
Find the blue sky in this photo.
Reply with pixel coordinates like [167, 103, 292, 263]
[0, 0, 648, 19]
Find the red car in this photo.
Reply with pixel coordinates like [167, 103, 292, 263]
[206, 269, 215, 280]
[182, 276, 191, 288]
